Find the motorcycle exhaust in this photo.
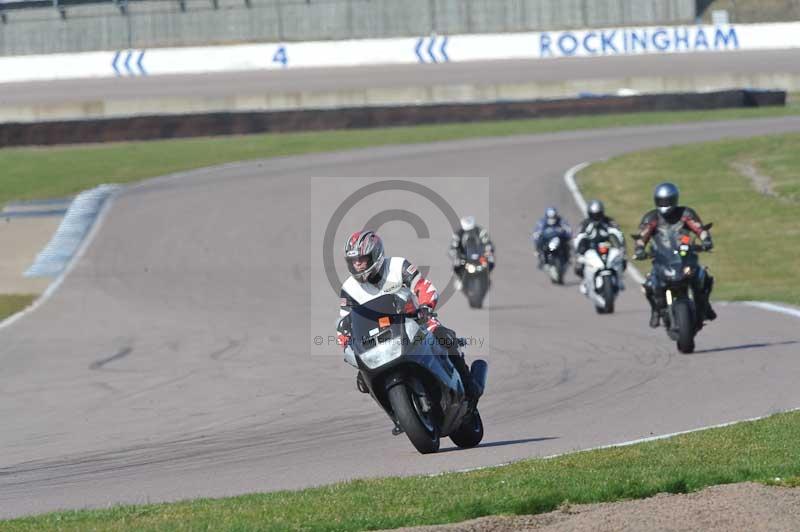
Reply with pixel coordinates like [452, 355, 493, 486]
[470, 359, 488, 396]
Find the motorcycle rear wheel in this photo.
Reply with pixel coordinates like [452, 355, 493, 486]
[388, 383, 440, 454]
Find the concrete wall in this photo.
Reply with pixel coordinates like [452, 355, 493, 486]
[0, 89, 784, 147]
[0, 0, 696, 56]
[3, 72, 797, 124]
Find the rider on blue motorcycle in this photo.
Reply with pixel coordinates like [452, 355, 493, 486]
[532, 207, 572, 269]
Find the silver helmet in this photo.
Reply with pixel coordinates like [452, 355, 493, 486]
[587, 199, 605, 222]
[460, 215, 476, 231]
[654, 182, 679, 215]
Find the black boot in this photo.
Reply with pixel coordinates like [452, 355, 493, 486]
[649, 309, 661, 328]
[644, 282, 661, 328]
[700, 273, 717, 321]
[698, 298, 717, 322]
[450, 351, 480, 406]
[434, 326, 480, 405]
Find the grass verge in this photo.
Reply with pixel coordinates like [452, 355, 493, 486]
[2, 104, 800, 207]
[4, 410, 799, 530]
[0, 294, 36, 322]
[579, 132, 800, 305]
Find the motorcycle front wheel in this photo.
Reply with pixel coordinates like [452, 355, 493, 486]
[388, 383, 440, 454]
[674, 299, 696, 354]
[601, 278, 615, 314]
[550, 258, 564, 285]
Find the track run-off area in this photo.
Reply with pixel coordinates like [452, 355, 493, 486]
[2, 116, 800, 519]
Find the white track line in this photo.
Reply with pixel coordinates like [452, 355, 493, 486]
[441, 406, 800, 476]
[0, 187, 121, 332]
[739, 301, 800, 320]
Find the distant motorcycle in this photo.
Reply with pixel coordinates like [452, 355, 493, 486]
[636, 224, 713, 354]
[458, 240, 491, 309]
[347, 287, 488, 454]
[579, 235, 625, 314]
[540, 229, 571, 285]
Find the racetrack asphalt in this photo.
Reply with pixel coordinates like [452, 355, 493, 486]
[2, 117, 800, 518]
[2, 49, 800, 105]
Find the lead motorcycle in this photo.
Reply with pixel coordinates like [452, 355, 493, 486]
[635, 224, 713, 354]
[346, 287, 488, 454]
[579, 232, 626, 314]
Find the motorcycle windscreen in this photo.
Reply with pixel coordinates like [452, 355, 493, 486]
[350, 292, 419, 369]
[651, 231, 689, 268]
[651, 231, 699, 282]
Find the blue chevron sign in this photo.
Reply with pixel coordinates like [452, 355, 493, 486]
[112, 50, 147, 76]
[414, 35, 449, 63]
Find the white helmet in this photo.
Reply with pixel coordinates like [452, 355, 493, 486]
[460, 215, 476, 231]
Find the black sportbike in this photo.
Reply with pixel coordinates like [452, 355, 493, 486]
[636, 224, 714, 354]
[458, 239, 491, 309]
[540, 227, 570, 285]
[349, 287, 488, 454]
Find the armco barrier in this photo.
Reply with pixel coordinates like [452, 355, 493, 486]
[0, 89, 785, 147]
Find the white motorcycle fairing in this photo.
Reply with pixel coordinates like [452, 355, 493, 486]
[580, 245, 625, 312]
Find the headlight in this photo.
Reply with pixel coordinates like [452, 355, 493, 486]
[359, 336, 403, 369]
[548, 237, 560, 251]
[465, 263, 476, 273]
[683, 266, 693, 276]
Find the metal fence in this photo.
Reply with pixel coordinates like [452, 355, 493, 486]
[0, 0, 696, 56]
[699, 0, 800, 23]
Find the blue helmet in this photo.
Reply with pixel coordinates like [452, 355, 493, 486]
[545, 207, 560, 226]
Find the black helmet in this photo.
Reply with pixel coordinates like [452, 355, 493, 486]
[344, 230, 385, 283]
[654, 182, 679, 215]
[587, 199, 604, 222]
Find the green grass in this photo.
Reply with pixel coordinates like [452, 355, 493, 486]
[4, 410, 799, 531]
[579, 132, 800, 306]
[2, 104, 800, 208]
[0, 294, 35, 321]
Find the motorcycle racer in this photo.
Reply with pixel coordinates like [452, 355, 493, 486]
[450, 216, 495, 287]
[337, 230, 480, 404]
[633, 183, 717, 328]
[532, 207, 572, 269]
